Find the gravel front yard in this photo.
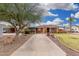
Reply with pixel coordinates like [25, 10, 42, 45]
[0, 34, 32, 56]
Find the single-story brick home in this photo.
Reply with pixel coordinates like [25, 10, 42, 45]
[29, 25, 66, 33]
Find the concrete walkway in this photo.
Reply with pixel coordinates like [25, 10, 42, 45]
[11, 34, 66, 56]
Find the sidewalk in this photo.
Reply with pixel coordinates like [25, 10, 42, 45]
[11, 34, 66, 56]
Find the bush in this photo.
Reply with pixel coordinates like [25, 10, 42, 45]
[24, 28, 31, 34]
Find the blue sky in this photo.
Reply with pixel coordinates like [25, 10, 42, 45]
[41, 3, 79, 26]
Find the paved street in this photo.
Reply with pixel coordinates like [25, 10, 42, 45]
[11, 34, 66, 56]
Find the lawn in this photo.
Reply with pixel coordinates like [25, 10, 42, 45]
[54, 33, 79, 52]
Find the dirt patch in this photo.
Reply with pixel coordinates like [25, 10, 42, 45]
[0, 34, 32, 56]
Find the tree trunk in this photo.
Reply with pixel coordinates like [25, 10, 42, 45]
[14, 26, 26, 40]
[14, 28, 20, 40]
[69, 21, 72, 33]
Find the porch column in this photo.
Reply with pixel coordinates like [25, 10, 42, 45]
[43, 28, 45, 33]
[49, 28, 51, 33]
[35, 28, 37, 33]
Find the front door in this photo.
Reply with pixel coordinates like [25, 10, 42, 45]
[47, 28, 50, 36]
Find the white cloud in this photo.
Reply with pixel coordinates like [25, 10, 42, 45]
[70, 12, 79, 18]
[71, 13, 75, 17]
[40, 3, 76, 17]
[44, 18, 64, 25]
[52, 18, 64, 25]
[42, 3, 75, 10]
[46, 21, 53, 25]
[40, 4, 49, 10]
[32, 18, 64, 27]
[30, 23, 40, 27]
[74, 12, 79, 18]
[43, 11, 58, 16]
[72, 3, 78, 9]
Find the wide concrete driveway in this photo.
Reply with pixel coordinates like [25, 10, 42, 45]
[11, 34, 66, 56]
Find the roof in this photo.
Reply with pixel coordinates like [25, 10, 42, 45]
[36, 25, 58, 28]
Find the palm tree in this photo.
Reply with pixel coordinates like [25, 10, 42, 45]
[66, 17, 76, 33]
[0, 3, 43, 38]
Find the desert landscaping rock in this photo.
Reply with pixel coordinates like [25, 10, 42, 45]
[0, 34, 32, 56]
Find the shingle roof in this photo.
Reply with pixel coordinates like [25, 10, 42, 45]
[36, 25, 57, 28]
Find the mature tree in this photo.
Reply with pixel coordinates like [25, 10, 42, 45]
[0, 3, 43, 38]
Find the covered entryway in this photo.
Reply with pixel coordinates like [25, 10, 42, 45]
[35, 25, 57, 33]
